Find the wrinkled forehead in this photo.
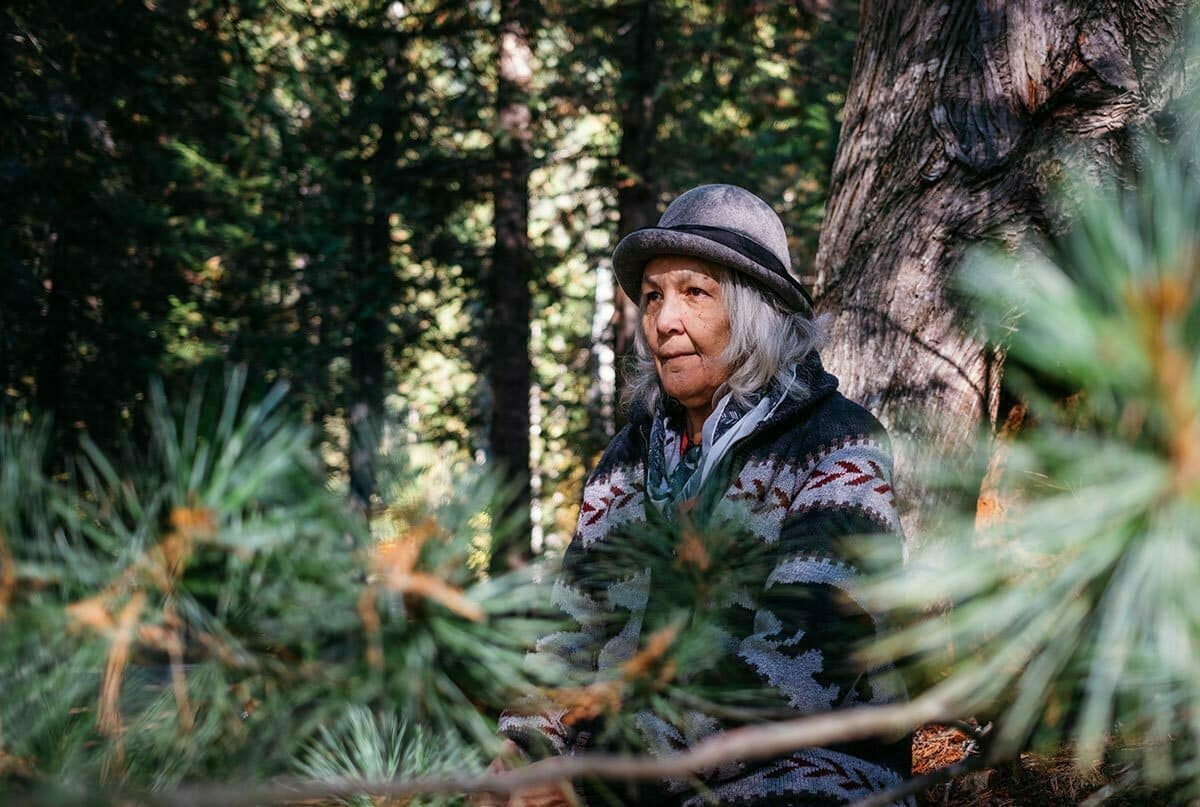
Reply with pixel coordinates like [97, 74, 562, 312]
[640, 254, 728, 286]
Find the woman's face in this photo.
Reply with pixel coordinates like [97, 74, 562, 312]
[640, 255, 732, 415]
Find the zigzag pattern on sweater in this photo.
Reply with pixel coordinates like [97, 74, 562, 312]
[576, 465, 645, 548]
[501, 356, 911, 804]
[576, 436, 897, 549]
[712, 436, 899, 541]
[680, 747, 912, 807]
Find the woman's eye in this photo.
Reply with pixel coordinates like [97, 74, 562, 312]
[687, 286, 706, 297]
[642, 290, 662, 304]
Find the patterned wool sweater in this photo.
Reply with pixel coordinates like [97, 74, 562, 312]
[501, 353, 911, 805]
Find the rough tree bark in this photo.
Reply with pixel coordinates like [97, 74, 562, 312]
[611, 0, 661, 417]
[489, 0, 536, 572]
[813, 0, 1191, 541]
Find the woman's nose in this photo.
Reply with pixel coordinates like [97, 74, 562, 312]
[655, 293, 685, 335]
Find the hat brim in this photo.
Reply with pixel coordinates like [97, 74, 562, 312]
[612, 228, 812, 314]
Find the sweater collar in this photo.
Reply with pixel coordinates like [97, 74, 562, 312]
[626, 350, 838, 440]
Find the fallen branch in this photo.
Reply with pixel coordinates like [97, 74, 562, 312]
[146, 689, 963, 807]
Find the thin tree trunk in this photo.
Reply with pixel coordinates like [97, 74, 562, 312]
[489, 0, 535, 572]
[814, 0, 1190, 542]
[612, 0, 660, 418]
[347, 57, 405, 514]
[347, 210, 388, 514]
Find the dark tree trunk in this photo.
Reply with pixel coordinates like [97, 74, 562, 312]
[347, 58, 405, 514]
[612, 0, 660, 416]
[813, 0, 1190, 541]
[489, 0, 535, 572]
[347, 210, 389, 514]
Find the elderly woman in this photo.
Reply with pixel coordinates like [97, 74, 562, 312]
[499, 185, 909, 805]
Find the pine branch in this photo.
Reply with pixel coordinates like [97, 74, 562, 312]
[140, 690, 960, 806]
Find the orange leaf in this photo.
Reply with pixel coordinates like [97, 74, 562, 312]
[66, 595, 117, 634]
[98, 592, 145, 734]
[396, 572, 485, 623]
[619, 625, 678, 683]
[547, 680, 624, 725]
[0, 530, 15, 619]
[674, 530, 711, 572]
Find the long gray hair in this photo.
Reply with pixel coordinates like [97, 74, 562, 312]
[622, 264, 828, 414]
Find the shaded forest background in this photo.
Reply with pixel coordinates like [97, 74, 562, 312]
[1, 0, 856, 557]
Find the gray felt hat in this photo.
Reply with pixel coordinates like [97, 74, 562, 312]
[612, 184, 813, 314]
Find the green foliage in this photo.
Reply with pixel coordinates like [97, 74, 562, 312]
[1, 1, 251, 448]
[296, 706, 477, 807]
[652, 1, 856, 270]
[858, 133, 1200, 797]
[0, 375, 555, 796]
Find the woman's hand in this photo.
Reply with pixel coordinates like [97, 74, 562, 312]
[507, 782, 578, 806]
[471, 740, 579, 807]
[468, 750, 512, 807]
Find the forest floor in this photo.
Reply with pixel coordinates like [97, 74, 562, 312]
[915, 725, 1160, 806]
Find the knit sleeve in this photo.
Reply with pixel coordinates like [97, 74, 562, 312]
[497, 542, 651, 759]
[697, 435, 913, 806]
[498, 439, 651, 760]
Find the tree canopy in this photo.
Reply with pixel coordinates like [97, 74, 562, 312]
[1, 0, 857, 553]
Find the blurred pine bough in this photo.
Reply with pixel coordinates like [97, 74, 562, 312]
[0, 370, 557, 802]
[0, 368, 886, 804]
[857, 129, 1200, 800]
[296, 706, 476, 807]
